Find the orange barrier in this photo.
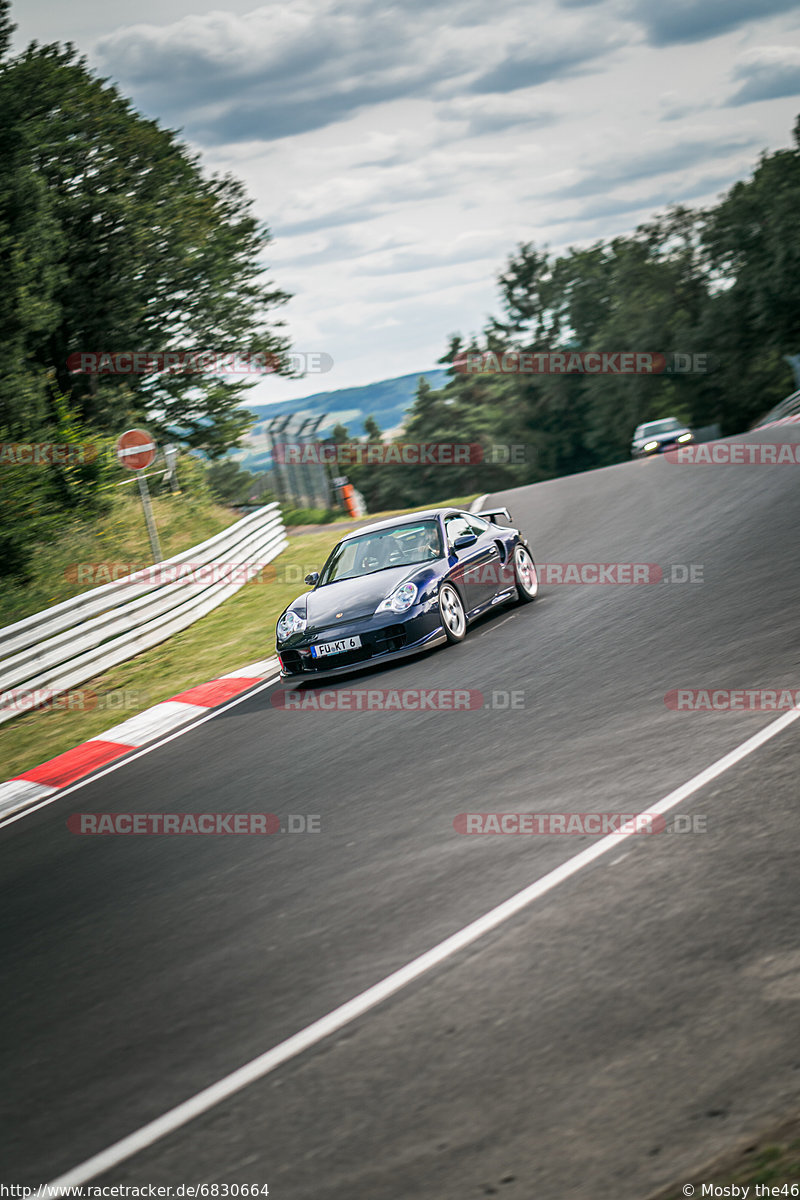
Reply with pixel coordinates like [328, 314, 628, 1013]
[342, 483, 359, 518]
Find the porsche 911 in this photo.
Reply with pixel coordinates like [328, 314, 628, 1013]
[275, 506, 538, 680]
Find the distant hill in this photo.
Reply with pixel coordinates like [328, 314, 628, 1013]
[229, 368, 449, 472]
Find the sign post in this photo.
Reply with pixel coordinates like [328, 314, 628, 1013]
[116, 429, 162, 563]
[162, 443, 179, 494]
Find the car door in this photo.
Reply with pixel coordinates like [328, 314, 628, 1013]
[444, 512, 501, 612]
[467, 513, 513, 597]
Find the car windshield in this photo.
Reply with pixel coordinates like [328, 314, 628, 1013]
[639, 419, 683, 436]
[317, 520, 443, 584]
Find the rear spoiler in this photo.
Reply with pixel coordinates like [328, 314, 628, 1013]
[478, 506, 512, 524]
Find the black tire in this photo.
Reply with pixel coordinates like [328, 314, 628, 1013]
[439, 582, 467, 643]
[513, 543, 539, 603]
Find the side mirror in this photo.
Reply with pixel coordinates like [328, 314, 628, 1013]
[453, 533, 478, 551]
[304, 572, 320, 586]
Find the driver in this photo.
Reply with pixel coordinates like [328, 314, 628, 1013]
[423, 528, 440, 559]
[359, 539, 383, 570]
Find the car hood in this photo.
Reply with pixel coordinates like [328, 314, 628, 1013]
[304, 565, 430, 624]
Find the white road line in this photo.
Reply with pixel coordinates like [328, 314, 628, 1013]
[474, 613, 517, 638]
[0, 676, 282, 828]
[46, 705, 799, 1186]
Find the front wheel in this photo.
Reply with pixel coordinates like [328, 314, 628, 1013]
[439, 582, 466, 643]
[513, 543, 539, 603]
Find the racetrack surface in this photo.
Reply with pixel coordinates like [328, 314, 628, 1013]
[2, 427, 799, 1196]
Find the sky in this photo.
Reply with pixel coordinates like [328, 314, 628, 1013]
[13, 0, 800, 406]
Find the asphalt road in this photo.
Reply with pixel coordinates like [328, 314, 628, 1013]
[2, 426, 799, 1197]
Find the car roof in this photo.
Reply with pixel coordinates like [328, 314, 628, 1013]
[340, 508, 464, 541]
[637, 417, 684, 431]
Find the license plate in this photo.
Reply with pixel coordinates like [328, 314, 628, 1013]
[310, 635, 362, 658]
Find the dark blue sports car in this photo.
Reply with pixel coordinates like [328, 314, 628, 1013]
[275, 506, 538, 680]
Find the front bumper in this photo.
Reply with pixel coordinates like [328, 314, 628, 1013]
[276, 603, 446, 681]
[634, 437, 693, 457]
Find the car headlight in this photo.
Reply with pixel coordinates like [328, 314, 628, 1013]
[643, 440, 659, 452]
[376, 582, 418, 614]
[277, 609, 306, 640]
[677, 432, 693, 443]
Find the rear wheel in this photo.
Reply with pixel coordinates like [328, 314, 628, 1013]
[439, 583, 466, 643]
[513, 544, 538, 603]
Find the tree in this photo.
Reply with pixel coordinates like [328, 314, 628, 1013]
[206, 460, 256, 506]
[700, 126, 800, 429]
[0, 40, 293, 454]
[0, 0, 12, 59]
[0, 386, 115, 583]
[0, 14, 294, 581]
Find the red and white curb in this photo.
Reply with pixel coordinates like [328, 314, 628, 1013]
[0, 658, 280, 822]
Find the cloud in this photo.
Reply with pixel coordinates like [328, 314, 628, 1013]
[469, 36, 619, 94]
[727, 45, 800, 106]
[274, 202, 386, 237]
[270, 142, 505, 236]
[553, 169, 747, 222]
[627, 0, 800, 47]
[545, 134, 757, 199]
[188, 83, 435, 144]
[268, 231, 414, 269]
[436, 93, 559, 136]
[96, 2, 623, 144]
[660, 103, 707, 122]
[657, 92, 708, 122]
[352, 231, 508, 275]
[96, 2, 474, 144]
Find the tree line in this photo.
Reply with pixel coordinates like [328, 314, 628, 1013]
[340, 117, 800, 510]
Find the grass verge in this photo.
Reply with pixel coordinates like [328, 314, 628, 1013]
[0, 491, 241, 628]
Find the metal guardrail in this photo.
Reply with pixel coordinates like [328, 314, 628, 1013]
[0, 503, 287, 725]
[753, 388, 800, 428]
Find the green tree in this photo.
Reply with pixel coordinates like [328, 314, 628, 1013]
[0, 40, 292, 454]
[0, 8, 294, 582]
[700, 122, 800, 430]
[0, 0, 12, 59]
[206, 460, 256, 506]
[0, 385, 115, 582]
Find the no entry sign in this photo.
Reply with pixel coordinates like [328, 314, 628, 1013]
[116, 428, 157, 471]
[115, 428, 163, 562]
